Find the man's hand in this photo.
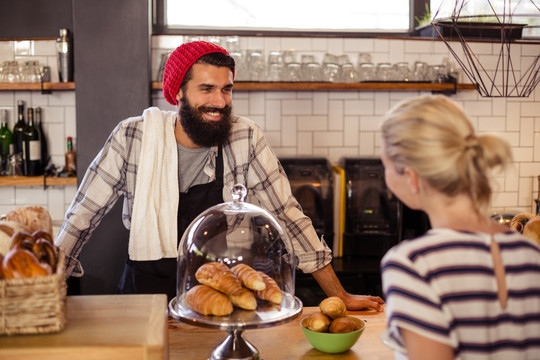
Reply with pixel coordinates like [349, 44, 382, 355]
[311, 263, 385, 312]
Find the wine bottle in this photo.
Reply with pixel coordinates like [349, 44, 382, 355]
[65, 136, 76, 176]
[0, 109, 14, 175]
[13, 100, 26, 156]
[35, 107, 50, 170]
[23, 107, 43, 176]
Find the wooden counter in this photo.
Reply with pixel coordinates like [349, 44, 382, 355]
[168, 306, 393, 359]
[0, 295, 392, 360]
[0, 294, 169, 360]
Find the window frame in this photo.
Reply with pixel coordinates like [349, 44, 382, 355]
[152, 0, 429, 37]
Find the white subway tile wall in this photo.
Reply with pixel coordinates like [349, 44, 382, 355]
[0, 40, 76, 224]
[1, 35, 539, 225]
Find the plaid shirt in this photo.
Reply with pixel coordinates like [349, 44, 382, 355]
[55, 110, 332, 277]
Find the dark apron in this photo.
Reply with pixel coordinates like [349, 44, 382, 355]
[117, 146, 224, 301]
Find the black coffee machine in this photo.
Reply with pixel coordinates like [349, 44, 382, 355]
[279, 157, 334, 249]
[339, 157, 430, 296]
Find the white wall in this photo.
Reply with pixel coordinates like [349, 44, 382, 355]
[0, 34, 539, 225]
[0, 40, 76, 225]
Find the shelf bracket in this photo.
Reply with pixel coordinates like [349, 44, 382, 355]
[431, 76, 457, 96]
[40, 79, 52, 95]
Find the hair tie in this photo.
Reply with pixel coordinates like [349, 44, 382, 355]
[464, 135, 480, 152]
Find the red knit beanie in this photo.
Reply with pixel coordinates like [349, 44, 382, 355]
[162, 41, 231, 105]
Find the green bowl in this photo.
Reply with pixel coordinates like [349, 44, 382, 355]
[300, 316, 365, 353]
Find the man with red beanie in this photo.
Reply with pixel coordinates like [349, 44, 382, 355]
[56, 41, 384, 311]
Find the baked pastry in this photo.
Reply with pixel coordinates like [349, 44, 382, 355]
[231, 263, 266, 291]
[510, 212, 538, 233]
[2, 247, 52, 279]
[0, 220, 32, 256]
[254, 271, 282, 304]
[195, 262, 243, 295]
[303, 312, 332, 332]
[523, 218, 540, 246]
[329, 317, 361, 333]
[319, 296, 347, 319]
[5, 205, 53, 235]
[186, 285, 234, 316]
[230, 288, 257, 310]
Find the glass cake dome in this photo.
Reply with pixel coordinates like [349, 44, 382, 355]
[169, 184, 303, 359]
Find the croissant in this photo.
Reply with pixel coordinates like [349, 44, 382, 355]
[254, 271, 282, 304]
[195, 262, 243, 295]
[329, 317, 361, 333]
[523, 218, 540, 246]
[510, 213, 538, 233]
[231, 264, 266, 291]
[186, 285, 234, 316]
[230, 288, 257, 310]
[319, 296, 347, 319]
[303, 312, 331, 332]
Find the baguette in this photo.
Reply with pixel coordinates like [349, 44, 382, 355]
[231, 263, 266, 291]
[254, 271, 282, 304]
[186, 285, 234, 316]
[195, 262, 243, 295]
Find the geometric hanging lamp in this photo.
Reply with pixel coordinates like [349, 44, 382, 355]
[430, 0, 540, 97]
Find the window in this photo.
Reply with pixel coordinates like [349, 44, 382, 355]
[155, 0, 420, 35]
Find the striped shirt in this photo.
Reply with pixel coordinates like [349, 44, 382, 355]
[381, 228, 540, 359]
[55, 110, 331, 277]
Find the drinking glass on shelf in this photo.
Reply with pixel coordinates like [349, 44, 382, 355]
[302, 62, 322, 81]
[3, 61, 21, 83]
[341, 63, 358, 83]
[358, 63, 376, 82]
[376, 63, 393, 81]
[357, 52, 372, 66]
[322, 53, 339, 65]
[284, 62, 301, 82]
[322, 62, 340, 82]
[230, 51, 247, 81]
[246, 50, 265, 81]
[394, 62, 411, 82]
[268, 51, 283, 66]
[266, 63, 283, 82]
[225, 36, 241, 53]
[411, 61, 428, 81]
[283, 50, 297, 64]
[337, 54, 351, 66]
[301, 54, 317, 65]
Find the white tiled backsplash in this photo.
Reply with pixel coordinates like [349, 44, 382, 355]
[1, 35, 540, 225]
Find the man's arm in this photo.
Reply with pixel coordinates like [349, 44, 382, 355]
[311, 263, 384, 311]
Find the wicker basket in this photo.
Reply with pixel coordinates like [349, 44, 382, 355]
[0, 249, 67, 336]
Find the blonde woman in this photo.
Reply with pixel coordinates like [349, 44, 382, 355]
[379, 95, 540, 359]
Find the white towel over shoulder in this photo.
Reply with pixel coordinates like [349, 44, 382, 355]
[129, 107, 179, 260]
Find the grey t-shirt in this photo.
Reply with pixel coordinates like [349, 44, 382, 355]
[177, 143, 211, 193]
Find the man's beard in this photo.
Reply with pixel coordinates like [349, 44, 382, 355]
[179, 96, 233, 147]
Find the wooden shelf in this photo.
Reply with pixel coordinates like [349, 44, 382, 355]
[0, 82, 75, 91]
[0, 176, 77, 187]
[152, 81, 476, 91]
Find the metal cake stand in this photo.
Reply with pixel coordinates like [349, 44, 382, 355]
[168, 292, 303, 360]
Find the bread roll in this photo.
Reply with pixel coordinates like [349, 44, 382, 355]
[319, 296, 347, 319]
[329, 317, 359, 333]
[230, 288, 257, 310]
[254, 271, 282, 304]
[303, 312, 331, 332]
[5, 205, 53, 235]
[186, 285, 234, 316]
[195, 262, 243, 295]
[231, 263, 266, 291]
